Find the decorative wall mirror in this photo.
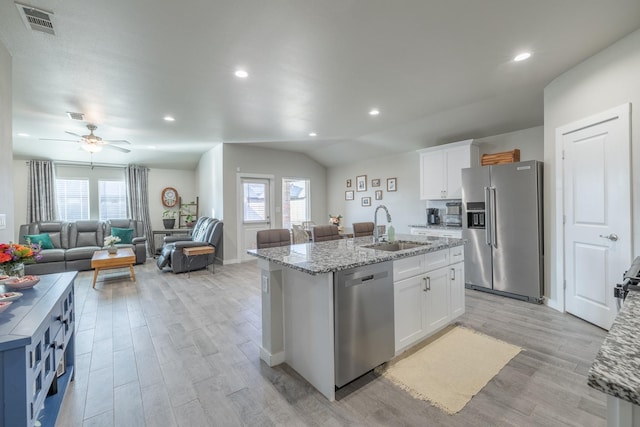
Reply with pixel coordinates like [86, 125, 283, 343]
[161, 187, 178, 208]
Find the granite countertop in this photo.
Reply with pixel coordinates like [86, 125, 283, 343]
[409, 224, 463, 230]
[247, 233, 464, 275]
[588, 290, 640, 405]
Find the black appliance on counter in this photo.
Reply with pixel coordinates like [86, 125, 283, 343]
[427, 208, 440, 225]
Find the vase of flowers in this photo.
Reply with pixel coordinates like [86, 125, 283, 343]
[0, 242, 42, 278]
[104, 235, 121, 255]
[329, 214, 342, 227]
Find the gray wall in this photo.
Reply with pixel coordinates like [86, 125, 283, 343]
[0, 40, 13, 242]
[476, 126, 543, 162]
[222, 144, 327, 263]
[327, 151, 423, 234]
[197, 143, 224, 223]
[544, 28, 640, 308]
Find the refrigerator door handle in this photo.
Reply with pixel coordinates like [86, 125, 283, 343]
[484, 186, 492, 246]
[491, 187, 498, 248]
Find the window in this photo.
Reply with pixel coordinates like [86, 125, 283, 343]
[99, 180, 127, 220]
[55, 166, 127, 222]
[282, 178, 310, 229]
[56, 179, 90, 221]
[243, 180, 269, 222]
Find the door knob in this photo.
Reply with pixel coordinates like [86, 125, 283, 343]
[599, 233, 619, 241]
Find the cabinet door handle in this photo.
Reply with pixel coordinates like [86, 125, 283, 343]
[422, 277, 428, 292]
[426, 276, 431, 291]
[450, 268, 455, 281]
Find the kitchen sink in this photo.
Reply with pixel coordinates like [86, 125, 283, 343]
[361, 240, 430, 252]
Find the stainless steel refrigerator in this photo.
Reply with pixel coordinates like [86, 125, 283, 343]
[462, 160, 543, 303]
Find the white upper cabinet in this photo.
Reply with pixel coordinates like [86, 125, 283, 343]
[419, 139, 479, 200]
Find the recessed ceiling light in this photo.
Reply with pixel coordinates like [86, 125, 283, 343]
[163, 116, 175, 122]
[235, 69, 249, 78]
[369, 109, 380, 116]
[514, 52, 532, 62]
[308, 132, 317, 137]
[17, 132, 29, 137]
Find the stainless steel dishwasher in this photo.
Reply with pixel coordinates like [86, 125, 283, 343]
[334, 261, 394, 387]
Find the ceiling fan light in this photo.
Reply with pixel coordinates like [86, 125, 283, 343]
[82, 144, 103, 153]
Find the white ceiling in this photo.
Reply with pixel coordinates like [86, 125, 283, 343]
[2, 0, 640, 169]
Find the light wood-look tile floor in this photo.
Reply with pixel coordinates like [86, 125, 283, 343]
[57, 260, 608, 426]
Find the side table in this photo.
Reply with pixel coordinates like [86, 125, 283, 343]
[182, 246, 215, 277]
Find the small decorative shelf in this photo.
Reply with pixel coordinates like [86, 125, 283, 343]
[179, 196, 199, 228]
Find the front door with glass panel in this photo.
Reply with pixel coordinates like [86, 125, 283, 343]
[241, 177, 271, 261]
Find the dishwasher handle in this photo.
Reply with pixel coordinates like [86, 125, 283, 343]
[344, 270, 389, 287]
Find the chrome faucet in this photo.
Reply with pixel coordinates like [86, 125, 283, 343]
[373, 205, 392, 243]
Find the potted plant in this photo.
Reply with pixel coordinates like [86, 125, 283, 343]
[163, 209, 177, 229]
[185, 214, 196, 228]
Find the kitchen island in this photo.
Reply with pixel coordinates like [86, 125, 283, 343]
[589, 290, 640, 426]
[248, 233, 464, 401]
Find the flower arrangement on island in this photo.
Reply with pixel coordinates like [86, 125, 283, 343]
[0, 242, 42, 276]
[329, 214, 343, 227]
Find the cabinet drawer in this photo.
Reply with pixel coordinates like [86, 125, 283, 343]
[424, 250, 449, 272]
[449, 245, 464, 262]
[410, 228, 431, 236]
[394, 255, 424, 282]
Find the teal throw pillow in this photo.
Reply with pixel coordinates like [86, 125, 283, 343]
[111, 227, 134, 244]
[24, 233, 54, 249]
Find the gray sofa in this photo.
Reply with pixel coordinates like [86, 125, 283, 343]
[19, 219, 147, 275]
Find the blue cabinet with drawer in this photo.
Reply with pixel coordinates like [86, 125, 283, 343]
[0, 272, 76, 427]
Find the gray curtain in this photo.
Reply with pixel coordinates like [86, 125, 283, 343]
[125, 164, 154, 256]
[27, 160, 57, 223]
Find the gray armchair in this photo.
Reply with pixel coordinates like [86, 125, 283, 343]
[104, 219, 148, 264]
[156, 217, 223, 273]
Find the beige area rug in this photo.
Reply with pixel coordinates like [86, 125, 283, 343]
[377, 326, 521, 414]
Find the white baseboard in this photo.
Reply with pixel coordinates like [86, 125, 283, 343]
[545, 298, 563, 312]
[260, 347, 285, 367]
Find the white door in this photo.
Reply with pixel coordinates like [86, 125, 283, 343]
[561, 104, 631, 330]
[240, 177, 272, 261]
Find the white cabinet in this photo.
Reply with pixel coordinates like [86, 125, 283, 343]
[450, 261, 465, 318]
[410, 227, 462, 239]
[394, 274, 427, 350]
[418, 139, 479, 200]
[393, 246, 465, 354]
[423, 266, 451, 333]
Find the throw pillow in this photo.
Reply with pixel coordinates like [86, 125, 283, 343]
[24, 233, 54, 249]
[111, 227, 134, 244]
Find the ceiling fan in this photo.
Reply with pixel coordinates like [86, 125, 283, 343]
[40, 124, 131, 153]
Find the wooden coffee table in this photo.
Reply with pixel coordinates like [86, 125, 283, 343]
[91, 248, 136, 288]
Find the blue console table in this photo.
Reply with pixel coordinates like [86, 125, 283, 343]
[0, 271, 77, 427]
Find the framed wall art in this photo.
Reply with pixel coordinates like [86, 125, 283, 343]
[371, 178, 380, 187]
[375, 190, 382, 200]
[345, 190, 354, 201]
[356, 175, 367, 192]
[362, 196, 371, 207]
[387, 178, 397, 192]
[346, 179, 352, 188]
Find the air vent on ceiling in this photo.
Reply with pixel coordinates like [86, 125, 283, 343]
[15, 2, 55, 35]
[66, 111, 85, 121]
